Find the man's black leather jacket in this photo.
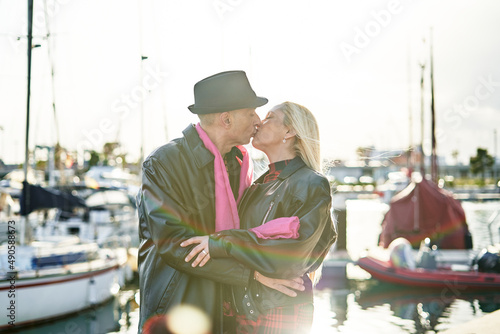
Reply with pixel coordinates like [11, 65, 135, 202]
[137, 124, 252, 333]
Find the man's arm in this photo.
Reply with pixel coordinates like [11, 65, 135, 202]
[139, 156, 252, 286]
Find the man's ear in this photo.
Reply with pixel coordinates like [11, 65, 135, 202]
[220, 112, 231, 128]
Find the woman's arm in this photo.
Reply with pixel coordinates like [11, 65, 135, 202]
[180, 235, 305, 296]
[182, 178, 337, 279]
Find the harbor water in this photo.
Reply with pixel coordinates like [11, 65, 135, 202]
[309, 199, 500, 333]
[10, 199, 500, 334]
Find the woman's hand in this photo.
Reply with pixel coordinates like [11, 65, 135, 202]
[254, 271, 305, 297]
[180, 236, 210, 267]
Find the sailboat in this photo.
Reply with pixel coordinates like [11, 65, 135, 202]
[0, 2, 127, 328]
[377, 29, 473, 251]
[378, 175, 472, 250]
[357, 29, 500, 289]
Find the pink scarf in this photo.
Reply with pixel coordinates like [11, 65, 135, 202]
[195, 123, 300, 239]
[196, 123, 252, 232]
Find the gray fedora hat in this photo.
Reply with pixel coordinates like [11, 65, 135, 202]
[188, 70, 268, 114]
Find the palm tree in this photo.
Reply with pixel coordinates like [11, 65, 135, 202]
[470, 148, 494, 185]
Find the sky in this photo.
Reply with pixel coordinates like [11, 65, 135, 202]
[1, 0, 500, 166]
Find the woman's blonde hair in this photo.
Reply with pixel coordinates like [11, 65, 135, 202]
[274, 102, 324, 285]
[273, 101, 321, 172]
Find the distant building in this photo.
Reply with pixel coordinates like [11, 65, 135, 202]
[325, 146, 500, 185]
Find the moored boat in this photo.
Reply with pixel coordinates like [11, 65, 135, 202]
[0, 236, 124, 329]
[379, 177, 473, 250]
[357, 252, 500, 290]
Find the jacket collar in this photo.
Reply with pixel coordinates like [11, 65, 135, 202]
[278, 156, 306, 179]
[255, 156, 306, 183]
[183, 124, 215, 169]
[182, 124, 244, 169]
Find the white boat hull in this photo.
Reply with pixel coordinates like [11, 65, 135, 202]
[0, 263, 120, 329]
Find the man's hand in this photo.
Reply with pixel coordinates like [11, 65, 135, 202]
[180, 236, 210, 267]
[254, 271, 305, 297]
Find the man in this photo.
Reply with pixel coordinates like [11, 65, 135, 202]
[137, 71, 303, 333]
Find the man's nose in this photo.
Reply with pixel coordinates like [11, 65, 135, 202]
[254, 114, 262, 127]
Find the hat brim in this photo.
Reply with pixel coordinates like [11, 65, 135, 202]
[188, 96, 268, 114]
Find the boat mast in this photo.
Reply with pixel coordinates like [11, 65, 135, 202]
[43, 0, 59, 186]
[430, 28, 438, 183]
[24, 0, 34, 184]
[409, 43, 419, 232]
[22, 0, 35, 245]
[407, 43, 413, 174]
[419, 61, 425, 177]
[43, 0, 60, 148]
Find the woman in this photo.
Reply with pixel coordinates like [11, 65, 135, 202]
[182, 101, 336, 333]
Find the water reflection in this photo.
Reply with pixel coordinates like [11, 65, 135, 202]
[9, 288, 139, 334]
[8, 298, 119, 333]
[313, 279, 500, 333]
[355, 282, 453, 332]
